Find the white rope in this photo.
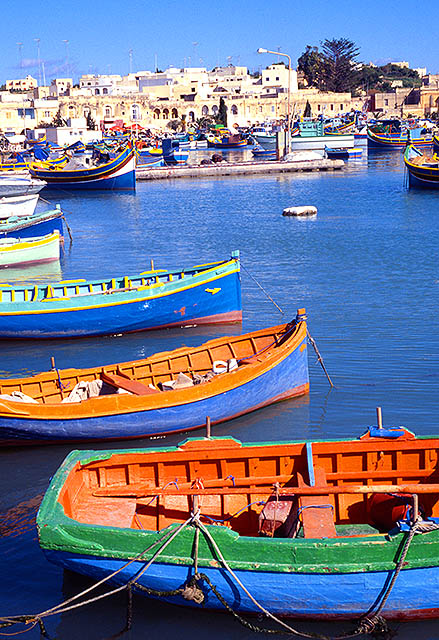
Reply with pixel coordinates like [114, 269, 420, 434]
[195, 517, 327, 639]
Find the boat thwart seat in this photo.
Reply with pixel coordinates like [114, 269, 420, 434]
[100, 371, 160, 396]
[297, 467, 336, 538]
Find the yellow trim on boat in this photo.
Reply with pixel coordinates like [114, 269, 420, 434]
[0, 268, 240, 315]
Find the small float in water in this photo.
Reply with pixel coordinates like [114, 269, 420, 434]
[282, 205, 317, 217]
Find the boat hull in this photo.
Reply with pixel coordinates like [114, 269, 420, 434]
[0, 343, 308, 444]
[291, 134, 354, 151]
[0, 260, 241, 338]
[42, 549, 439, 619]
[30, 148, 136, 191]
[0, 210, 64, 240]
[0, 232, 60, 269]
[0, 194, 39, 219]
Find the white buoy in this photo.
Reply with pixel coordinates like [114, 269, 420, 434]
[282, 206, 317, 217]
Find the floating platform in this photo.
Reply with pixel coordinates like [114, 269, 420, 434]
[136, 158, 344, 181]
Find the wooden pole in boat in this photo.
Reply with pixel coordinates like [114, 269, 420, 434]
[206, 416, 211, 439]
[125, 485, 435, 498]
[150, 258, 154, 272]
[50, 356, 56, 370]
[376, 406, 383, 429]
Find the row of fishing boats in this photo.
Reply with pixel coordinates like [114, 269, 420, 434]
[4, 122, 439, 631]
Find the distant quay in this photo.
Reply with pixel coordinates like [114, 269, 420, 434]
[136, 158, 344, 181]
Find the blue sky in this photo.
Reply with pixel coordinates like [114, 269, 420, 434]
[1, 0, 438, 83]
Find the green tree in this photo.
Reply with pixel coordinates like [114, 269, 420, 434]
[217, 97, 227, 126]
[52, 110, 67, 127]
[297, 45, 323, 88]
[86, 111, 96, 130]
[320, 38, 360, 93]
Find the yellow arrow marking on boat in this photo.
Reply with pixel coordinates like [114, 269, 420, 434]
[205, 287, 221, 295]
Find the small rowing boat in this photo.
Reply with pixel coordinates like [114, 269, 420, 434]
[0, 252, 241, 338]
[37, 421, 439, 620]
[0, 313, 308, 445]
[0, 206, 64, 240]
[0, 231, 60, 269]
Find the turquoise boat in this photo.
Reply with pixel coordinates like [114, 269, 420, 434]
[0, 252, 241, 338]
[37, 425, 439, 621]
[0, 206, 64, 240]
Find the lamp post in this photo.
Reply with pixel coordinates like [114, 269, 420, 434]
[257, 47, 292, 156]
[34, 38, 41, 87]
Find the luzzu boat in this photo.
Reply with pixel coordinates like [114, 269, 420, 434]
[0, 154, 68, 172]
[403, 145, 439, 189]
[37, 424, 439, 620]
[29, 144, 136, 191]
[367, 124, 433, 148]
[0, 313, 308, 445]
[0, 252, 241, 338]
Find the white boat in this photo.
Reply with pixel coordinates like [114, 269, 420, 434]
[0, 176, 46, 197]
[0, 231, 60, 269]
[290, 134, 355, 151]
[0, 194, 39, 219]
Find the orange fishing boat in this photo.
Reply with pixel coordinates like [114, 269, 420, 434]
[0, 311, 309, 445]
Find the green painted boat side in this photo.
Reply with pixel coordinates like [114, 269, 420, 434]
[37, 439, 439, 576]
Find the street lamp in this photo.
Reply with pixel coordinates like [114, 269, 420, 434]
[257, 47, 292, 156]
[34, 38, 41, 87]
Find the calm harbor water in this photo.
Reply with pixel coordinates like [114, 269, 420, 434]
[1, 147, 439, 639]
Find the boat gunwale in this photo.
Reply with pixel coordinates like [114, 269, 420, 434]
[0, 319, 306, 418]
[36, 432, 439, 575]
[0, 255, 240, 313]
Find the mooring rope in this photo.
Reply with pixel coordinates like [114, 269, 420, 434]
[2, 506, 426, 639]
[240, 262, 284, 315]
[0, 516, 194, 634]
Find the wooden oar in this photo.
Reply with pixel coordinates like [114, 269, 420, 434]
[93, 482, 439, 499]
[93, 474, 294, 497]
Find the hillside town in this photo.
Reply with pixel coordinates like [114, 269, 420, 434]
[1, 58, 439, 141]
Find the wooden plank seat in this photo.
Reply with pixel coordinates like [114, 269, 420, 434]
[297, 466, 336, 539]
[101, 371, 160, 396]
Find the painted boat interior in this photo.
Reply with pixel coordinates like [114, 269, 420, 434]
[0, 320, 302, 405]
[0, 257, 237, 304]
[57, 432, 439, 539]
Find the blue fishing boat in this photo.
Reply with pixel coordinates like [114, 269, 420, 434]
[29, 144, 136, 191]
[325, 146, 362, 159]
[0, 206, 64, 240]
[404, 145, 439, 189]
[161, 139, 189, 166]
[252, 146, 276, 159]
[0, 313, 308, 445]
[0, 252, 241, 338]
